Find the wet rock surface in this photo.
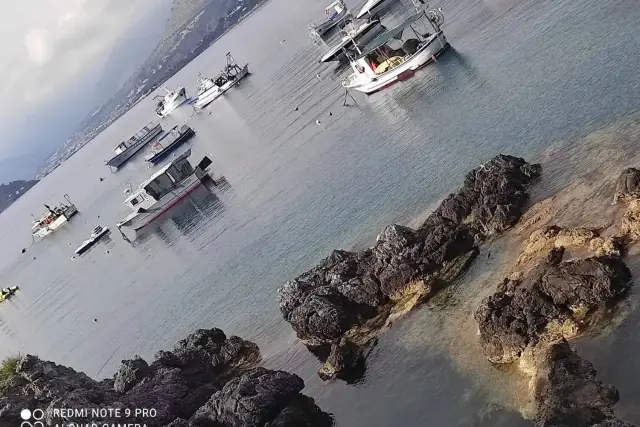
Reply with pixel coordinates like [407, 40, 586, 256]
[0, 329, 332, 427]
[279, 155, 541, 373]
[476, 248, 631, 363]
[523, 339, 618, 427]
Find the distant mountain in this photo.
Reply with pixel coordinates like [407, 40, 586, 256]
[0, 180, 38, 214]
[36, 0, 270, 179]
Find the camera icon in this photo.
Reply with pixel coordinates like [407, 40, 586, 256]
[20, 408, 44, 427]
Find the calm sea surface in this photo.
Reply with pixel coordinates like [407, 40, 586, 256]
[1, 0, 639, 424]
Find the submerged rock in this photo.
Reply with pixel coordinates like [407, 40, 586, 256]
[279, 155, 541, 367]
[475, 248, 631, 363]
[0, 329, 331, 427]
[317, 337, 375, 382]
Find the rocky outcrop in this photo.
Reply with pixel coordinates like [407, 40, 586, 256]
[114, 355, 151, 393]
[279, 155, 541, 378]
[521, 339, 620, 427]
[475, 247, 631, 363]
[613, 167, 640, 203]
[317, 338, 375, 382]
[0, 328, 332, 427]
[191, 367, 333, 427]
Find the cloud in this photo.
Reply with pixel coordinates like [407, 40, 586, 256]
[24, 28, 54, 65]
[0, 0, 169, 112]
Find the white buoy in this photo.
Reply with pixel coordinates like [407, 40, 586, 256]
[315, 119, 322, 125]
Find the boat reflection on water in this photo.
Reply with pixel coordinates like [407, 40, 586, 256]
[132, 185, 228, 246]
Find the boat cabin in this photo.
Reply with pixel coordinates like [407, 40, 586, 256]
[114, 123, 159, 154]
[346, 9, 443, 77]
[124, 156, 196, 210]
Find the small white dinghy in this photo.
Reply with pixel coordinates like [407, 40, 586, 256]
[75, 225, 110, 255]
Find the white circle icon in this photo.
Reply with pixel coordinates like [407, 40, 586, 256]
[20, 409, 31, 420]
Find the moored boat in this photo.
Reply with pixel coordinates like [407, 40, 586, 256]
[316, 17, 386, 63]
[116, 149, 214, 231]
[356, 0, 397, 19]
[193, 53, 250, 109]
[145, 125, 196, 166]
[74, 226, 110, 255]
[106, 122, 163, 170]
[31, 195, 78, 239]
[309, 0, 352, 39]
[342, 8, 448, 94]
[155, 87, 188, 118]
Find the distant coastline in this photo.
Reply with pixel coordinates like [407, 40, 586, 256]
[0, 180, 38, 214]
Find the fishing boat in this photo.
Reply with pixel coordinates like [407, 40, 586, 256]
[316, 17, 386, 63]
[74, 226, 110, 255]
[31, 195, 78, 239]
[145, 125, 196, 166]
[155, 87, 188, 118]
[356, 0, 396, 19]
[308, 0, 351, 39]
[193, 54, 250, 109]
[106, 122, 163, 170]
[116, 149, 214, 231]
[342, 7, 448, 94]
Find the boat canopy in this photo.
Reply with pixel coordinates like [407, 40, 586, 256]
[124, 149, 195, 204]
[355, 11, 426, 59]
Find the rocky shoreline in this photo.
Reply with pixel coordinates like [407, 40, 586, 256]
[278, 154, 542, 380]
[5, 155, 640, 426]
[0, 329, 333, 427]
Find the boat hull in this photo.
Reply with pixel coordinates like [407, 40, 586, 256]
[344, 33, 449, 94]
[75, 228, 110, 255]
[119, 172, 208, 231]
[106, 124, 163, 169]
[194, 87, 224, 109]
[32, 205, 78, 238]
[356, 0, 395, 19]
[157, 90, 188, 118]
[147, 127, 196, 165]
[193, 65, 249, 109]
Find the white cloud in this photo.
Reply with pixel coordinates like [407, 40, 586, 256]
[24, 28, 54, 65]
[0, 0, 169, 112]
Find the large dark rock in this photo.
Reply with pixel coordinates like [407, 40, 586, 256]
[190, 367, 333, 427]
[114, 355, 151, 393]
[279, 155, 541, 360]
[614, 167, 640, 203]
[526, 340, 618, 427]
[0, 329, 332, 427]
[475, 248, 632, 363]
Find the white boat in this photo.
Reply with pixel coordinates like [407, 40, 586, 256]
[193, 77, 224, 109]
[342, 8, 449, 94]
[106, 122, 163, 169]
[75, 226, 110, 255]
[193, 54, 250, 109]
[309, 0, 352, 40]
[31, 195, 78, 239]
[318, 18, 386, 63]
[116, 149, 213, 231]
[155, 87, 188, 118]
[356, 0, 396, 19]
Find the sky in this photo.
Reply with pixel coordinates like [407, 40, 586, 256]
[0, 0, 174, 181]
